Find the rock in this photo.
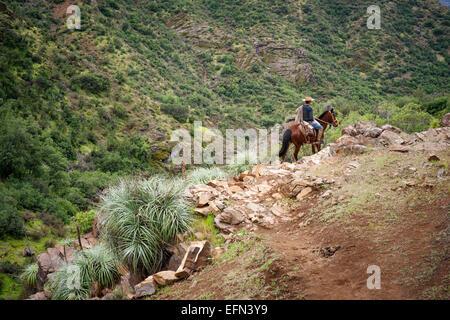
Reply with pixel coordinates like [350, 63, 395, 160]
[336, 135, 359, 146]
[120, 273, 133, 297]
[296, 187, 313, 200]
[194, 206, 213, 216]
[321, 190, 333, 199]
[440, 113, 450, 127]
[379, 130, 405, 146]
[341, 125, 357, 137]
[196, 192, 214, 207]
[270, 204, 286, 217]
[354, 121, 376, 135]
[216, 207, 244, 225]
[229, 185, 243, 193]
[36, 245, 74, 290]
[246, 203, 265, 213]
[366, 127, 383, 138]
[336, 144, 368, 154]
[27, 291, 52, 300]
[134, 276, 157, 298]
[347, 161, 361, 169]
[381, 124, 403, 134]
[270, 193, 282, 200]
[389, 145, 410, 153]
[153, 271, 180, 286]
[176, 240, 212, 274]
[428, 154, 440, 162]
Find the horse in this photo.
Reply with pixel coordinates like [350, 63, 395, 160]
[278, 108, 339, 162]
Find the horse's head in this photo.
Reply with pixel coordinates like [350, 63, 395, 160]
[329, 108, 339, 127]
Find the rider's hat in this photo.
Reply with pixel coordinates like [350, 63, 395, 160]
[303, 96, 315, 102]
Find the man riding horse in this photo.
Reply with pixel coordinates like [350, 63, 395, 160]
[295, 96, 324, 145]
[279, 96, 339, 162]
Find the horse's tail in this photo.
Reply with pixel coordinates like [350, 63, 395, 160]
[279, 129, 292, 158]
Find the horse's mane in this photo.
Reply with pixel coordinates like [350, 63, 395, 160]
[318, 108, 333, 119]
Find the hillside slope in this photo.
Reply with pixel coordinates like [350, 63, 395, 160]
[156, 123, 450, 300]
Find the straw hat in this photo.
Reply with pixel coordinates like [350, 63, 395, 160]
[302, 96, 315, 102]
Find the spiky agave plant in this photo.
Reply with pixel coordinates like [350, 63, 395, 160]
[98, 177, 192, 278]
[75, 244, 120, 288]
[20, 263, 38, 288]
[50, 262, 91, 300]
[50, 245, 120, 300]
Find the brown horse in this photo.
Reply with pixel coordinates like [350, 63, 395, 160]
[279, 108, 339, 162]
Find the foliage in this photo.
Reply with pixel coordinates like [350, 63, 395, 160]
[187, 167, 228, 185]
[20, 263, 38, 288]
[98, 177, 192, 277]
[70, 210, 96, 234]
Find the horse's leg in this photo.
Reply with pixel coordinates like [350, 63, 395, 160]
[294, 144, 300, 162]
[281, 142, 290, 162]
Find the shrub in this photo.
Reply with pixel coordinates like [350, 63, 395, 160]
[50, 244, 120, 300]
[20, 263, 38, 288]
[187, 167, 228, 185]
[74, 244, 120, 288]
[50, 263, 91, 300]
[71, 210, 96, 234]
[98, 177, 192, 277]
[71, 73, 111, 94]
[160, 103, 189, 123]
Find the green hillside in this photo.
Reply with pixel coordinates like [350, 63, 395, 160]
[0, 0, 449, 299]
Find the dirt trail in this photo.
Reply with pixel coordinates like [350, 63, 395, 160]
[158, 124, 450, 300]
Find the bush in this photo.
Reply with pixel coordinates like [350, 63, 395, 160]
[71, 210, 96, 234]
[50, 244, 120, 300]
[160, 103, 189, 123]
[0, 188, 23, 239]
[98, 177, 192, 277]
[20, 263, 38, 288]
[187, 167, 228, 185]
[71, 73, 111, 94]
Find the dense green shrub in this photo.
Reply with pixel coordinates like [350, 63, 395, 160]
[71, 210, 96, 234]
[71, 74, 111, 94]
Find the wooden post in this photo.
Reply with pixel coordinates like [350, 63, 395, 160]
[76, 225, 83, 251]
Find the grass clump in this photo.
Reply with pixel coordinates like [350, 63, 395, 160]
[187, 167, 228, 185]
[20, 263, 38, 288]
[50, 244, 120, 300]
[98, 177, 192, 278]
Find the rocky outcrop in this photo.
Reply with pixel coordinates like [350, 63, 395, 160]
[36, 244, 75, 291]
[441, 113, 450, 127]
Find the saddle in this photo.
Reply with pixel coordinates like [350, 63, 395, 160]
[299, 121, 315, 137]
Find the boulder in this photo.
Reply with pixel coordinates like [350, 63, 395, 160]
[441, 113, 450, 127]
[176, 240, 212, 274]
[216, 207, 244, 225]
[336, 135, 359, 146]
[134, 276, 157, 298]
[36, 245, 74, 290]
[296, 187, 313, 200]
[153, 270, 180, 286]
[341, 125, 357, 137]
[27, 291, 52, 300]
[381, 124, 403, 134]
[196, 192, 213, 207]
[120, 273, 134, 298]
[194, 205, 213, 216]
[354, 121, 376, 135]
[366, 127, 383, 138]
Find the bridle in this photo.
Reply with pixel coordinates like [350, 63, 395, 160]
[316, 111, 338, 131]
